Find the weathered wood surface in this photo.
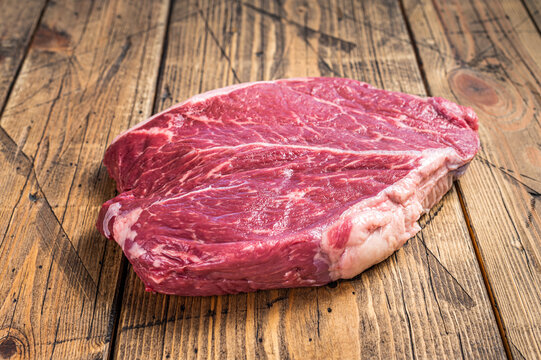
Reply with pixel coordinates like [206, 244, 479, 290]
[2, 0, 541, 358]
[522, 0, 541, 32]
[0, 0, 168, 358]
[112, 0, 505, 359]
[402, 0, 541, 358]
[0, 0, 47, 109]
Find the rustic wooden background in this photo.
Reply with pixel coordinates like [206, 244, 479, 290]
[0, 0, 540, 359]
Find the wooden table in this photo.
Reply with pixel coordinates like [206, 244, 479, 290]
[0, 0, 539, 358]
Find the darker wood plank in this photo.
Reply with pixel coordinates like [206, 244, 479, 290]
[402, 0, 541, 358]
[0, 0, 47, 110]
[0, 0, 169, 358]
[113, 0, 505, 359]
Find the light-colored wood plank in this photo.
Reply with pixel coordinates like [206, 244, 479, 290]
[0, 0, 169, 358]
[113, 0, 505, 358]
[0, 0, 47, 110]
[402, 0, 541, 358]
[522, 0, 541, 32]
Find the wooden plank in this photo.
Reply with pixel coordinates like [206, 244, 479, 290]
[522, 0, 541, 32]
[113, 0, 505, 358]
[401, 0, 541, 358]
[0, 0, 169, 358]
[0, 0, 47, 109]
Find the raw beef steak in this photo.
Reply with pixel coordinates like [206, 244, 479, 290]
[97, 77, 479, 296]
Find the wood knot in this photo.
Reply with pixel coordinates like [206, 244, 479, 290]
[526, 145, 541, 168]
[0, 335, 25, 359]
[33, 25, 71, 53]
[0, 338, 16, 358]
[296, 5, 308, 14]
[450, 70, 498, 106]
[448, 68, 532, 131]
[28, 192, 38, 202]
[0, 328, 29, 359]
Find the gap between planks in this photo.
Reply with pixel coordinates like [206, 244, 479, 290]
[455, 182, 513, 360]
[397, 0, 513, 358]
[106, 0, 175, 358]
[0, 0, 50, 118]
[107, 257, 129, 360]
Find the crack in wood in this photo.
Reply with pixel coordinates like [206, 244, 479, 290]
[419, 231, 449, 333]
[198, 8, 242, 84]
[476, 156, 540, 197]
[0, 124, 98, 300]
[242, 2, 357, 52]
[415, 234, 476, 309]
[99, 38, 132, 90]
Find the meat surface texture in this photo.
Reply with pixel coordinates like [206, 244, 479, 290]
[97, 77, 479, 296]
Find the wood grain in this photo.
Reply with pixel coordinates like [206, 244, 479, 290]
[402, 0, 541, 358]
[522, 0, 541, 32]
[0, 0, 169, 358]
[113, 0, 505, 358]
[0, 0, 47, 110]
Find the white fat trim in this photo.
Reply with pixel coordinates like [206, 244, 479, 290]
[112, 207, 143, 250]
[320, 148, 461, 280]
[102, 202, 121, 238]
